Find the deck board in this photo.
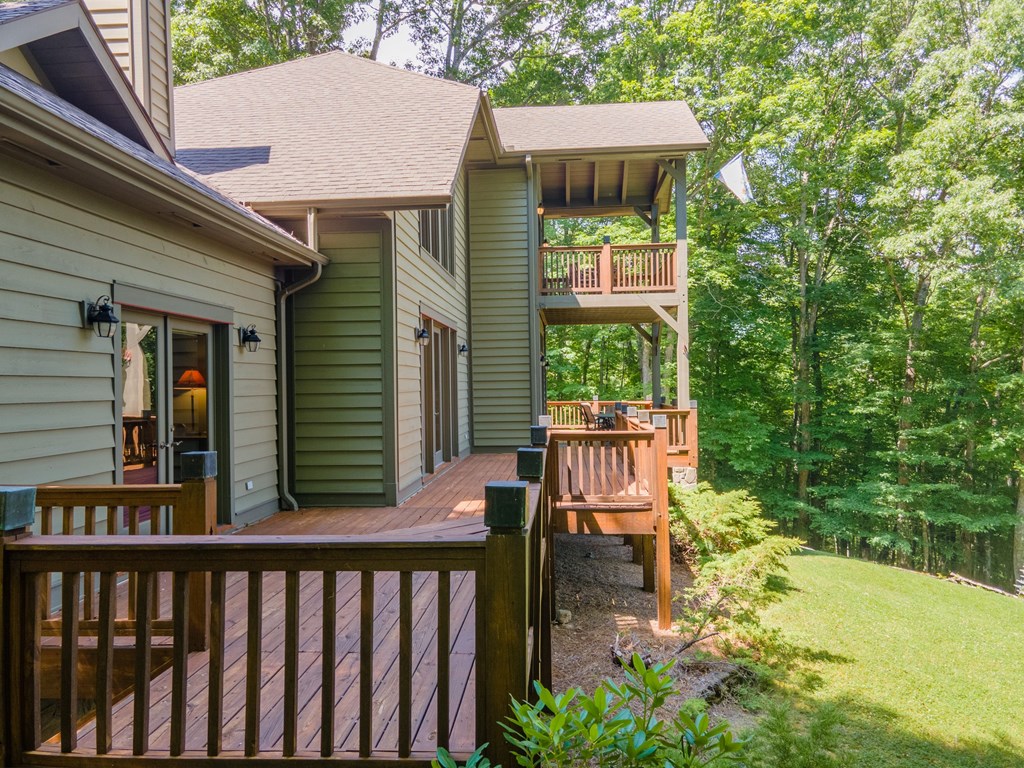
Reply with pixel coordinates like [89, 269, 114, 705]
[44, 455, 515, 759]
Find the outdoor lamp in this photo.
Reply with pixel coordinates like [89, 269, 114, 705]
[83, 295, 119, 338]
[238, 324, 261, 352]
[416, 328, 430, 346]
[458, 343, 469, 355]
[537, 204, 545, 216]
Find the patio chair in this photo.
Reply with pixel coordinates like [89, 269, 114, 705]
[579, 402, 615, 430]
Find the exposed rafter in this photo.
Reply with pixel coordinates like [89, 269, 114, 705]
[593, 160, 599, 205]
[620, 159, 629, 205]
[565, 161, 571, 206]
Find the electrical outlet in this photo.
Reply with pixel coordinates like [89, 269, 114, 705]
[245, 480, 254, 491]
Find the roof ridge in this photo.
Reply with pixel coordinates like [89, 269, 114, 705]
[176, 49, 483, 96]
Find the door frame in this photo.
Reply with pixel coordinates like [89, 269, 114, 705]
[421, 314, 458, 476]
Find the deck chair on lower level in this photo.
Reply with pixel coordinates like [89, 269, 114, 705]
[579, 402, 615, 430]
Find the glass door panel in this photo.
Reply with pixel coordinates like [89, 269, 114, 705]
[170, 328, 210, 482]
[121, 315, 163, 485]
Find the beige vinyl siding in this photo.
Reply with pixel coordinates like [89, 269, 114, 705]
[0, 50, 42, 83]
[82, 0, 175, 152]
[291, 228, 387, 503]
[83, 0, 132, 74]
[392, 172, 471, 497]
[0, 154, 282, 519]
[468, 168, 532, 449]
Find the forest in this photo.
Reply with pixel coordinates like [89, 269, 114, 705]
[170, 0, 1024, 589]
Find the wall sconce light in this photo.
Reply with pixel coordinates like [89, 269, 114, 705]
[537, 204, 545, 216]
[458, 343, 469, 355]
[238, 324, 262, 352]
[540, 354, 550, 369]
[82, 295, 119, 338]
[416, 327, 430, 346]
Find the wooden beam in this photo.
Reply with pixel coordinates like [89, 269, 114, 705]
[654, 166, 671, 202]
[633, 206, 653, 228]
[593, 161, 600, 205]
[564, 162, 571, 206]
[656, 158, 685, 186]
[620, 159, 629, 204]
[646, 300, 681, 334]
[631, 323, 653, 344]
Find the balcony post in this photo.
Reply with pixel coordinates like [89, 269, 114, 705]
[599, 235, 612, 294]
[176, 452, 217, 651]
[674, 158, 690, 406]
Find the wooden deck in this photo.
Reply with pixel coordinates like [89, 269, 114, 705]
[38, 454, 517, 760]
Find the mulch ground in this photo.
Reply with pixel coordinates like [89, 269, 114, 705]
[549, 532, 754, 729]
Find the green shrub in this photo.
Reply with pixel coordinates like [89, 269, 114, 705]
[670, 483, 802, 649]
[435, 654, 747, 768]
[746, 702, 850, 768]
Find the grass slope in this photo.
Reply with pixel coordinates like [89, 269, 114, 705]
[759, 550, 1024, 768]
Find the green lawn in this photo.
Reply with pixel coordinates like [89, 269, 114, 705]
[759, 550, 1024, 768]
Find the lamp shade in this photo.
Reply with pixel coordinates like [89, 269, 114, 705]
[176, 368, 206, 388]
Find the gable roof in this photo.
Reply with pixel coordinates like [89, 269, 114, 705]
[0, 62, 324, 265]
[175, 52, 484, 209]
[494, 101, 709, 157]
[0, 0, 171, 159]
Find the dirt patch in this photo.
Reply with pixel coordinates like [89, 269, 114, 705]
[550, 533, 755, 730]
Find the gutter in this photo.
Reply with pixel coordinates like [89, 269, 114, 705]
[276, 261, 324, 511]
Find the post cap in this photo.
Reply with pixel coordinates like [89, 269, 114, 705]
[530, 425, 548, 446]
[517, 447, 545, 480]
[484, 481, 528, 530]
[602, 235, 611, 244]
[181, 451, 217, 480]
[0, 486, 36, 533]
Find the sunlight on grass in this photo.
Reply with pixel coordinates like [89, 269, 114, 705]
[759, 551, 1024, 768]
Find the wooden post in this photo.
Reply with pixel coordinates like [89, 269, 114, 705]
[1, 485, 36, 766]
[599, 235, 612, 294]
[674, 158, 690, 407]
[652, 322, 662, 408]
[175, 452, 217, 651]
[481, 482, 530, 768]
[653, 424, 672, 629]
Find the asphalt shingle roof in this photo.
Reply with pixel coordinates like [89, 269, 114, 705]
[0, 63, 312, 251]
[494, 101, 709, 155]
[175, 51, 483, 205]
[0, 0, 73, 25]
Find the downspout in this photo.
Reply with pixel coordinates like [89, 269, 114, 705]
[277, 210, 325, 510]
[525, 155, 542, 421]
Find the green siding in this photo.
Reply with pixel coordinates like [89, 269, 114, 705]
[468, 168, 532, 449]
[292, 230, 387, 502]
[0, 154, 282, 520]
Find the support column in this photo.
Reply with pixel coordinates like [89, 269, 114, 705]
[674, 158, 690, 407]
[652, 322, 661, 407]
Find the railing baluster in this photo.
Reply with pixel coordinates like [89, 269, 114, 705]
[399, 571, 413, 758]
[245, 571, 263, 757]
[96, 572, 115, 755]
[133, 570, 154, 755]
[84, 507, 96, 621]
[321, 570, 337, 757]
[170, 572, 190, 756]
[208, 571, 226, 757]
[60, 571, 80, 753]
[437, 571, 451, 750]
[359, 571, 374, 758]
[284, 571, 300, 757]
[61, 505, 73, 535]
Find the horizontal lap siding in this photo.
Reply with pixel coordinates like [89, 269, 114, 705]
[468, 169, 532, 449]
[292, 230, 386, 501]
[0, 156, 282, 515]
[393, 173, 471, 496]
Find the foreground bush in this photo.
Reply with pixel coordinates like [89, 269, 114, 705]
[433, 654, 746, 768]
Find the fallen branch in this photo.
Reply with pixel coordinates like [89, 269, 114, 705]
[948, 572, 1018, 598]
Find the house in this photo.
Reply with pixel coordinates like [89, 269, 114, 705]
[0, 0, 708, 524]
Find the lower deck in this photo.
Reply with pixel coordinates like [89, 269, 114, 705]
[34, 455, 517, 761]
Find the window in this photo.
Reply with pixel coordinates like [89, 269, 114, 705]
[418, 207, 455, 275]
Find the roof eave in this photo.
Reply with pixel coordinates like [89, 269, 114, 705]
[502, 141, 711, 160]
[0, 86, 325, 267]
[250, 194, 454, 218]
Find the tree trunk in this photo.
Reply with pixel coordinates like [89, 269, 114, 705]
[899, 272, 931, 569]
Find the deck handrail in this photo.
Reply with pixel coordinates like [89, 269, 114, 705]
[538, 242, 677, 295]
[545, 400, 651, 428]
[0, 465, 552, 768]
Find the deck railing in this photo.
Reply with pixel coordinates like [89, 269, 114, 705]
[545, 400, 651, 428]
[0, 455, 552, 768]
[539, 242, 677, 296]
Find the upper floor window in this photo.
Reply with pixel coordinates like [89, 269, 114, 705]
[419, 207, 455, 275]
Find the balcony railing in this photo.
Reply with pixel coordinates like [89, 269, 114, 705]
[539, 242, 678, 296]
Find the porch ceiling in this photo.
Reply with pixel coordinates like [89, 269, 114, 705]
[537, 156, 674, 219]
[540, 295, 679, 326]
